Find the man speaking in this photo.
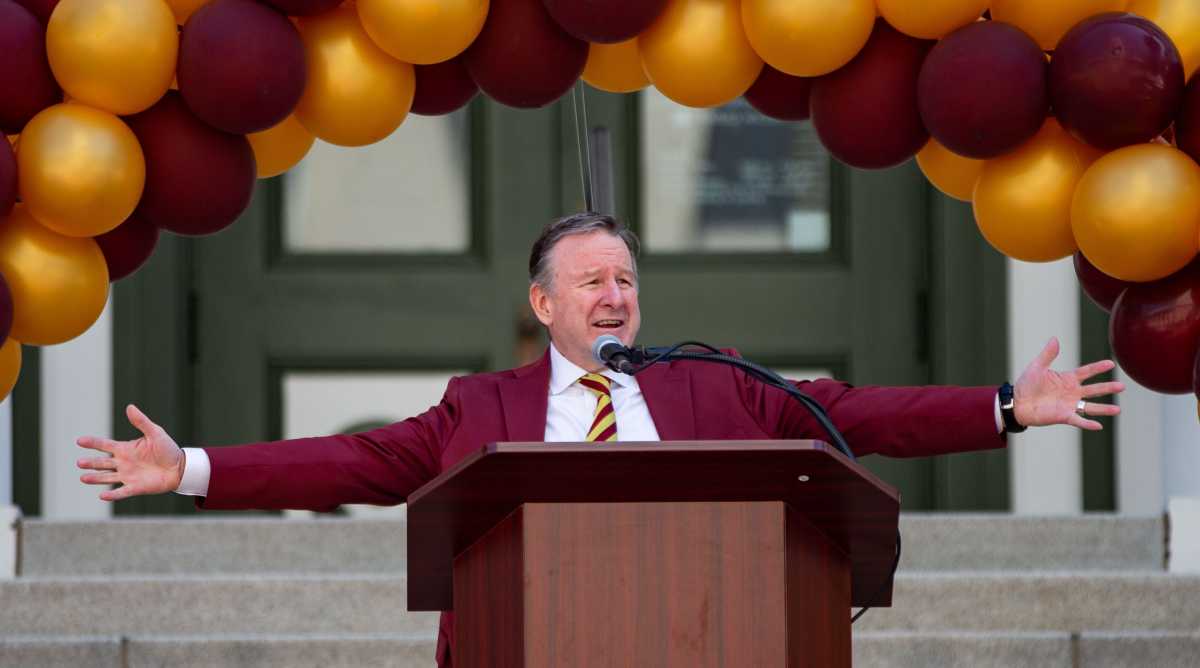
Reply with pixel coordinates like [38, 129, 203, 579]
[76, 212, 1123, 666]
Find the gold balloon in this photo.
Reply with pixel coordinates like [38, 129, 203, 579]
[17, 104, 145, 238]
[973, 119, 1101, 262]
[1072, 144, 1200, 282]
[46, 0, 178, 116]
[165, 0, 210, 24]
[0, 205, 109, 346]
[741, 0, 875, 77]
[357, 0, 488, 65]
[247, 114, 316, 179]
[295, 5, 416, 147]
[917, 139, 985, 202]
[990, 0, 1128, 50]
[583, 39, 650, 94]
[0, 338, 20, 403]
[641, 0, 764, 108]
[876, 0, 989, 39]
[1129, 0, 1200, 78]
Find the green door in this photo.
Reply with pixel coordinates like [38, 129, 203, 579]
[112, 92, 1008, 515]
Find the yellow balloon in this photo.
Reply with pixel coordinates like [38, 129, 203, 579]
[357, 0, 488, 65]
[46, 0, 178, 115]
[990, 0, 1128, 50]
[583, 39, 650, 94]
[0, 205, 109, 346]
[164, 0, 209, 24]
[742, 0, 875, 77]
[247, 114, 316, 179]
[1072, 144, 1200, 282]
[295, 6, 416, 147]
[0, 338, 20, 403]
[17, 104, 145, 238]
[1129, 0, 1200, 79]
[876, 0, 989, 39]
[641, 0, 764, 108]
[917, 139, 985, 202]
[973, 118, 1101, 262]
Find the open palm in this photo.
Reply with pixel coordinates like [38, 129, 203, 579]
[1013, 337, 1123, 431]
[76, 404, 185, 501]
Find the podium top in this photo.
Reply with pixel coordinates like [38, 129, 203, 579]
[406, 441, 899, 611]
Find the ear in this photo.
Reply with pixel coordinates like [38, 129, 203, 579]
[529, 282, 553, 327]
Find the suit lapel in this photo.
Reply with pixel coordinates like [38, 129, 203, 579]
[637, 360, 696, 441]
[500, 351, 551, 442]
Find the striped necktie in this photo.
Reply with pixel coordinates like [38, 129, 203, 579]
[579, 373, 617, 442]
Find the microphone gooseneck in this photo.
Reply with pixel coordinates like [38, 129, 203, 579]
[592, 334, 639, 374]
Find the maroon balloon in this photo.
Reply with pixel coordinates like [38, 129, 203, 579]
[0, 0, 62, 135]
[1074, 251, 1132, 312]
[0, 272, 12, 347]
[810, 20, 933, 169]
[918, 21, 1047, 159]
[95, 211, 160, 281]
[124, 92, 257, 236]
[464, 0, 588, 109]
[1110, 259, 1200, 394]
[259, 0, 339, 16]
[744, 64, 813, 122]
[1050, 13, 1184, 150]
[178, 0, 306, 134]
[411, 57, 479, 116]
[542, 0, 669, 43]
[14, 0, 57, 24]
[0, 139, 14, 219]
[1175, 75, 1200, 164]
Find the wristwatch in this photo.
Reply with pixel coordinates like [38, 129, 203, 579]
[998, 382, 1026, 433]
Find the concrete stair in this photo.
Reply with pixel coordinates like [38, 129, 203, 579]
[4, 514, 1183, 667]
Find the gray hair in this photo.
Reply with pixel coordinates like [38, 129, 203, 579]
[528, 213, 640, 291]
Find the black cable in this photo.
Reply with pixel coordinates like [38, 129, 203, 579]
[851, 531, 902, 624]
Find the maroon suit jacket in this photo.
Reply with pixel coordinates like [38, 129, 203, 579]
[197, 350, 1004, 666]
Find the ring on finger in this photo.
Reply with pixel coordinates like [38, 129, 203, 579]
[1076, 399, 1087, 415]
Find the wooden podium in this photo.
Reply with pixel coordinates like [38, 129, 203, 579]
[407, 441, 900, 667]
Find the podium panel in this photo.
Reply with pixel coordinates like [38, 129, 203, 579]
[453, 501, 851, 668]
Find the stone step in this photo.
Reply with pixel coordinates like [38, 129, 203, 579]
[4, 632, 1198, 668]
[17, 513, 1165, 576]
[4, 572, 1199, 636]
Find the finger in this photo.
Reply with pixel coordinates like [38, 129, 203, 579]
[1034, 337, 1060, 369]
[76, 436, 118, 455]
[77, 457, 116, 471]
[99, 484, 138, 502]
[1068, 414, 1103, 431]
[1081, 402, 1121, 417]
[81, 472, 121, 485]
[1074, 359, 1116, 382]
[126, 404, 159, 439]
[1081, 381, 1125, 399]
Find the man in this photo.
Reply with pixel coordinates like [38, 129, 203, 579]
[77, 212, 1122, 666]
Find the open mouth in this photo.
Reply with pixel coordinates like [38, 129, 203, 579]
[592, 319, 624, 330]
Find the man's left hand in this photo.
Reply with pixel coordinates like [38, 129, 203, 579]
[1014, 337, 1124, 431]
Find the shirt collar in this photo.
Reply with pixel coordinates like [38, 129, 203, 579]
[548, 342, 635, 395]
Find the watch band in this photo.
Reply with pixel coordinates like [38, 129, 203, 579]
[998, 382, 1026, 433]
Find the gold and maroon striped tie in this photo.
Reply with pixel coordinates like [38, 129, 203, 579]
[579, 373, 617, 442]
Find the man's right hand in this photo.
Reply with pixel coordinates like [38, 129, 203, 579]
[77, 404, 185, 502]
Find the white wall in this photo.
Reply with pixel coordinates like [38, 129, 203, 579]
[39, 297, 112, 520]
[1007, 257, 1082, 515]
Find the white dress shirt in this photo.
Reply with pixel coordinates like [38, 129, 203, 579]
[176, 343, 661, 497]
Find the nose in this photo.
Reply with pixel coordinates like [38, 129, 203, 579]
[600, 277, 625, 307]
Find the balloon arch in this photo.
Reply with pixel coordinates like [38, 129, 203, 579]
[0, 0, 1199, 413]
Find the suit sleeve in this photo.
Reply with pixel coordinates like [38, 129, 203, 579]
[195, 376, 462, 512]
[732, 364, 1005, 458]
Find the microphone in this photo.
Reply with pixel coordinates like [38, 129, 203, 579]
[592, 334, 639, 374]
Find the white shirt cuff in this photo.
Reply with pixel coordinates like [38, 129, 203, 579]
[175, 447, 211, 497]
[994, 393, 1004, 433]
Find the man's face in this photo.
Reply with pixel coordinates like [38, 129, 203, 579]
[530, 230, 641, 371]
